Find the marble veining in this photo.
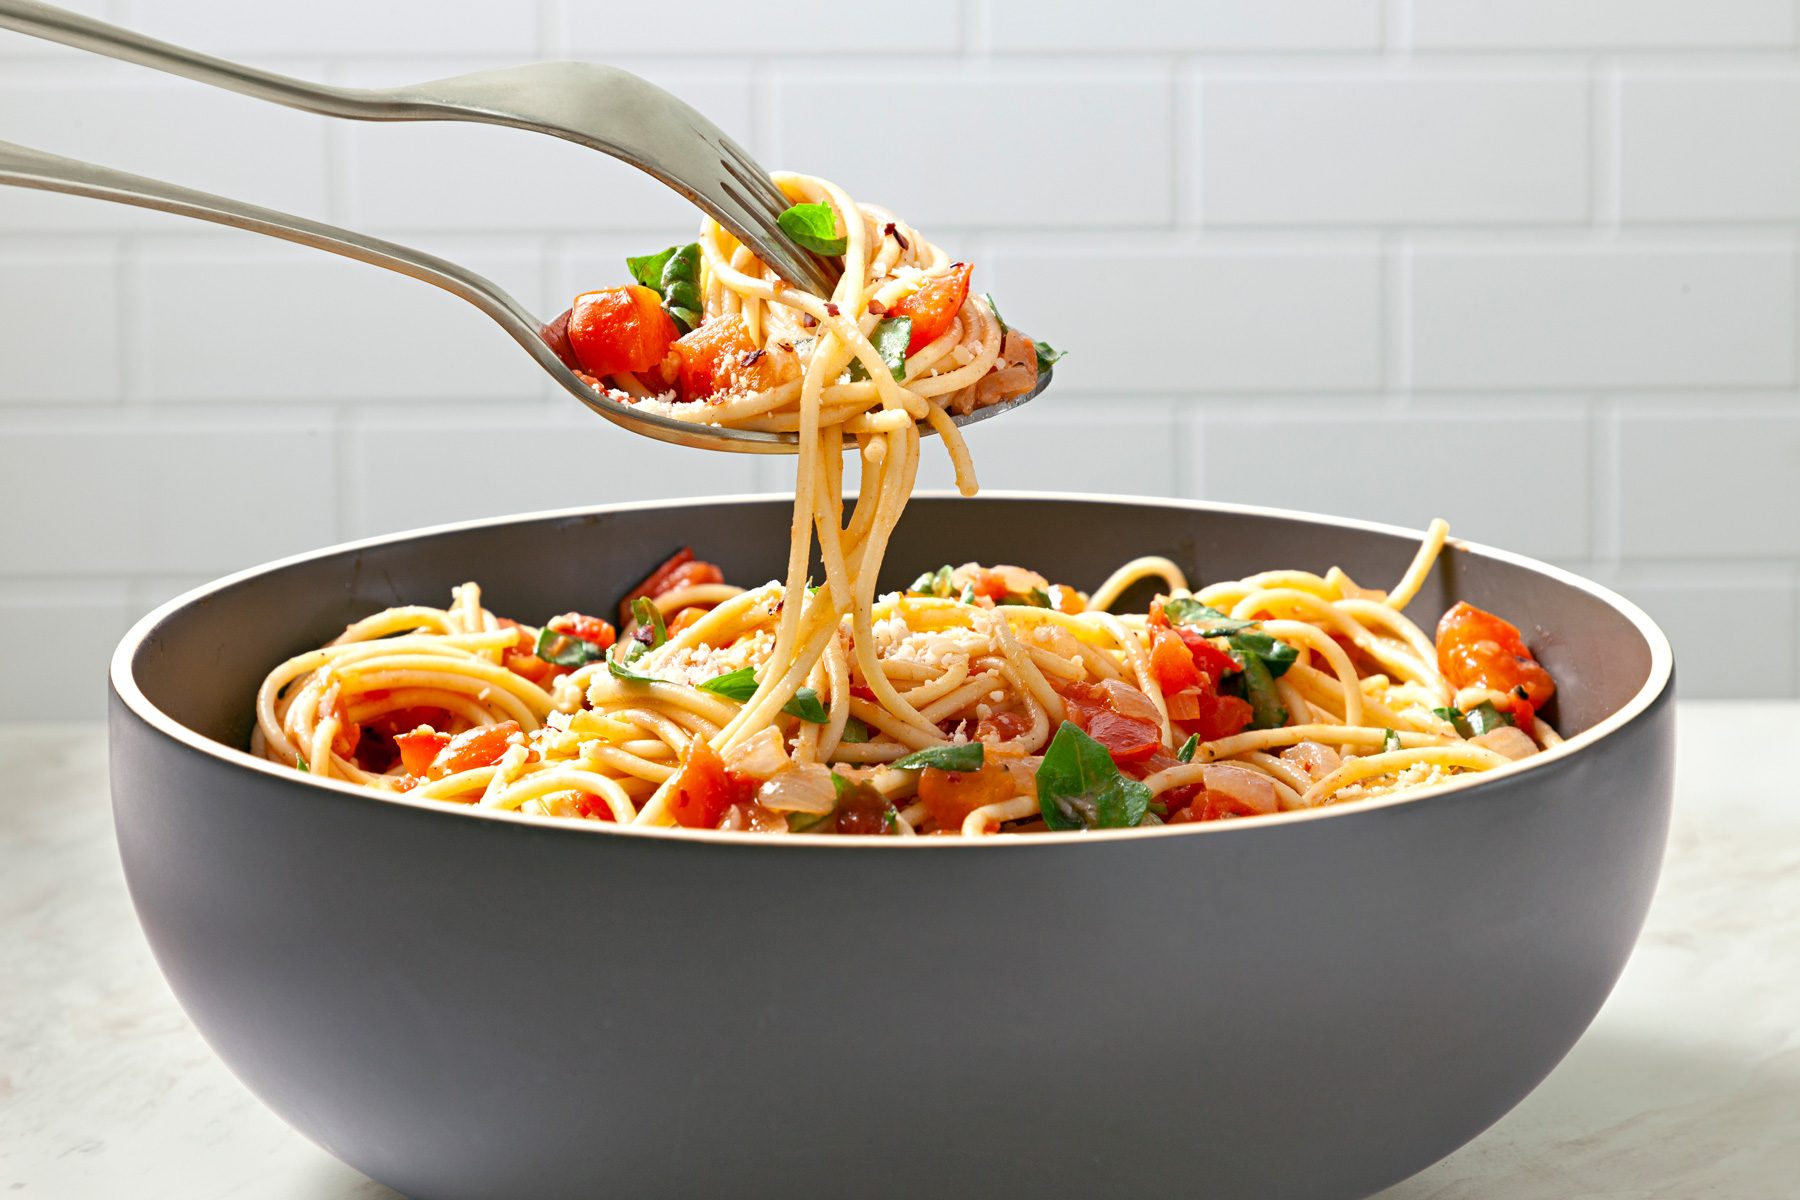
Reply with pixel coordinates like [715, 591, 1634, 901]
[3, 705, 1796, 1199]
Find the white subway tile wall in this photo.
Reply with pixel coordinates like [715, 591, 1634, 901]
[1, 1, 1796, 716]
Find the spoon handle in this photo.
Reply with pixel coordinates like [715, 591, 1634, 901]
[0, 139, 809, 453]
[0, 138, 556, 359]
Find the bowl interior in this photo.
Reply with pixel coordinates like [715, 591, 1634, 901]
[123, 494, 1659, 765]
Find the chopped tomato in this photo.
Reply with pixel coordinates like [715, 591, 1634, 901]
[1149, 600, 1243, 679]
[619, 547, 726, 624]
[495, 618, 557, 685]
[657, 561, 725, 597]
[568, 285, 677, 378]
[1174, 690, 1254, 743]
[1175, 628, 1241, 680]
[673, 314, 759, 401]
[918, 762, 1016, 831]
[427, 721, 521, 780]
[1435, 601, 1556, 708]
[889, 262, 972, 354]
[363, 705, 452, 738]
[1169, 795, 1234, 824]
[1144, 628, 1251, 742]
[1087, 710, 1162, 762]
[1060, 680, 1162, 764]
[1059, 680, 1107, 727]
[1150, 627, 1202, 695]
[394, 727, 451, 777]
[1505, 697, 1537, 731]
[547, 612, 617, 652]
[849, 681, 878, 704]
[570, 792, 617, 822]
[1163, 688, 1205, 722]
[834, 783, 896, 835]
[975, 709, 1034, 744]
[667, 737, 756, 830]
[967, 568, 1012, 603]
[668, 607, 706, 635]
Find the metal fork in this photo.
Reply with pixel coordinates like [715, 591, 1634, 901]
[0, 1, 1050, 453]
[0, 0, 838, 297]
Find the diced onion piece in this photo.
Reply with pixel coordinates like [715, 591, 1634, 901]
[1100, 678, 1161, 724]
[991, 564, 1051, 595]
[1280, 740, 1342, 781]
[724, 726, 790, 782]
[1471, 725, 1538, 761]
[718, 803, 789, 833]
[1031, 624, 1086, 662]
[757, 762, 838, 814]
[1201, 764, 1280, 815]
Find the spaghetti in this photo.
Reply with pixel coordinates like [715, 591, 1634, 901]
[253, 176, 1560, 835]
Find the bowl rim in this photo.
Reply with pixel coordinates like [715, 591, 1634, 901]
[109, 491, 1675, 849]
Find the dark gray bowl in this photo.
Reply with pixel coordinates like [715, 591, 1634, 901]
[108, 494, 1674, 1200]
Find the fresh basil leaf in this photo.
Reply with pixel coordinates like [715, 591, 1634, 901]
[1000, 587, 1053, 609]
[959, 583, 978, 606]
[892, 742, 985, 772]
[1036, 721, 1151, 831]
[783, 686, 828, 724]
[626, 245, 677, 291]
[839, 716, 872, 744]
[1162, 597, 1255, 637]
[908, 565, 956, 598]
[1234, 646, 1287, 730]
[786, 805, 834, 833]
[662, 242, 703, 333]
[1229, 631, 1298, 679]
[777, 202, 847, 256]
[608, 655, 658, 684]
[697, 666, 759, 702]
[1466, 701, 1516, 736]
[1035, 340, 1065, 375]
[630, 595, 667, 649]
[1146, 800, 1168, 818]
[1176, 733, 1200, 763]
[295, 754, 309, 773]
[982, 292, 1009, 340]
[884, 807, 899, 832]
[847, 316, 912, 383]
[1382, 728, 1402, 754]
[535, 624, 605, 667]
[1433, 706, 1475, 738]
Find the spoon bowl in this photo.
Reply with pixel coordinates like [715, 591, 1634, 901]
[0, 138, 1049, 454]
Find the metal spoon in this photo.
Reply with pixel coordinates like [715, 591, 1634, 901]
[0, 2, 1051, 453]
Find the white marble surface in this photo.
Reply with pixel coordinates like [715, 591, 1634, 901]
[2, 705, 1796, 1199]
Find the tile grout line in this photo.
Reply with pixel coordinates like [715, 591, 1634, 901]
[1589, 394, 1621, 570]
[117, 235, 145, 405]
[1591, 55, 1622, 231]
[1383, 233, 1413, 403]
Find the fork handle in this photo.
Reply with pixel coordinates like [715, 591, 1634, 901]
[0, 0, 390, 118]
